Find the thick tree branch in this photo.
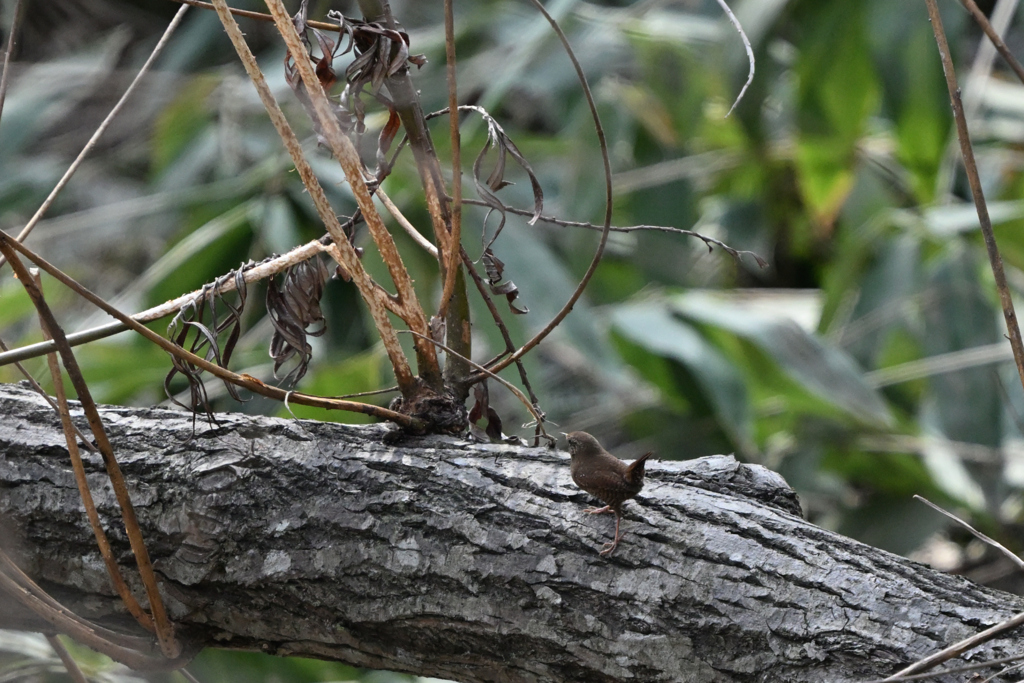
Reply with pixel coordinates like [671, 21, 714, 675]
[0, 381, 1022, 682]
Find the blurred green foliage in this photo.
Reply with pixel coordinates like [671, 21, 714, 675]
[6, 0, 1024, 677]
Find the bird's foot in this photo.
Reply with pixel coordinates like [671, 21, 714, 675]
[599, 539, 619, 556]
[584, 505, 613, 514]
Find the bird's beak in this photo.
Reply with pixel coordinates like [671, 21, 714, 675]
[560, 432, 569, 438]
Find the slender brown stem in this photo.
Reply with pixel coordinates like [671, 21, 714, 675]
[479, 0, 613, 378]
[45, 635, 89, 683]
[0, 232, 427, 429]
[457, 196, 765, 264]
[0, 0, 23, 123]
[0, 549, 183, 670]
[437, 0, 462, 321]
[169, 0, 340, 31]
[958, 0, 1024, 85]
[32, 271, 155, 634]
[926, 0, 1024, 397]
[0, 335, 96, 447]
[460, 247, 542, 408]
[0, 242, 179, 659]
[0, 3, 189, 269]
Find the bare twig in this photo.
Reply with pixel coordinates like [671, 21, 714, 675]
[0, 244, 179, 658]
[0, 231, 428, 429]
[878, 494, 1024, 681]
[169, 0, 340, 31]
[862, 652, 1024, 682]
[0, 335, 95, 447]
[0, 549, 183, 670]
[0, 0, 23, 123]
[377, 188, 439, 257]
[926, 0, 1024, 396]
[0, 3, 189, 268]
[0, 234, 344, 368]
[32, 271, 155, 634]
[178, 669, 204, 683]
[880, 611, 1024, 681]
[482, 0, 613, 378]
[714, 0, 755, 117]
[460, 247, 543, 408]
[45, 635, 89, 683]
[458, 196, 767, 266]
[437, 0, 463, 320]
[958, 0, 1024, 86]
[914, 495, 1024, 570]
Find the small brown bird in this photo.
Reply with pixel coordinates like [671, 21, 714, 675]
[565, 431, 653, 556]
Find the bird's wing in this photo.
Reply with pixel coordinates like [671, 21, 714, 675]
[573, 468, 628, 498]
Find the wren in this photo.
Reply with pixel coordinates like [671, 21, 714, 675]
[564, 431, 653, 556]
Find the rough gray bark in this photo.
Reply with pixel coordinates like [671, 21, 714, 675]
[0, 381, 1022, 682]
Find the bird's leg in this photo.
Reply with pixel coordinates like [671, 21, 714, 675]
[599, 512, 623, 556]
[584, 505, 613, 514]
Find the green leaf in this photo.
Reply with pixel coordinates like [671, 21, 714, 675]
[672, 291, 893, 426]
[611, 302, 753, 452]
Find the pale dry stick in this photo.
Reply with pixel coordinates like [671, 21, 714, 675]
[979, 659, 1024, 683]
[927, 0, 1024, 397]
[862, 653, 1024, 682]
[713, 0, 754, 118]
[178, 669, 204, 683]
[262, 0, 442, 388]
[479, 0, 613, 379]
[877, 494, 1024, 681]
[171, 0, 339, 31]
[0, 0, 24, 121]
[437, 0, 462, 321]
[377, 187, 439, 257]
[0, 244, 179, 659]
[0, 235, 343, 368]
[881, 612, 1024, 681]
[207, 0, 421, 395]
[45, 635, 89, 683]
[402, 330, 549, 437]
[32, 270, 155, 633]
[0, 3, 189, 269]
[0, 233, 427, 427]
[914, 495, 1024, 570]
[0, 335, 96, 447]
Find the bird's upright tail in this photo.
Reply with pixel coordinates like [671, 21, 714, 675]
[625, 451, 653, 485]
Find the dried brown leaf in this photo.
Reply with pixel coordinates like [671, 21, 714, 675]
[267, 256, 330, 386]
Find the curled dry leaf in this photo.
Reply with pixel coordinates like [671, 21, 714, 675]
[426, 105, 544, 252]
[165, 266, 250, 414]
[283, 1, 426, 152]
[482, 248, 528, 315]
[469, 382, 504, 442]
[267, 256, 330, 386]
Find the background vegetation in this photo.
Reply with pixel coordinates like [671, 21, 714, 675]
[4, 0, 1024, 679]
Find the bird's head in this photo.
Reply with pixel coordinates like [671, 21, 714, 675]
[563, 431, 601, 459]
